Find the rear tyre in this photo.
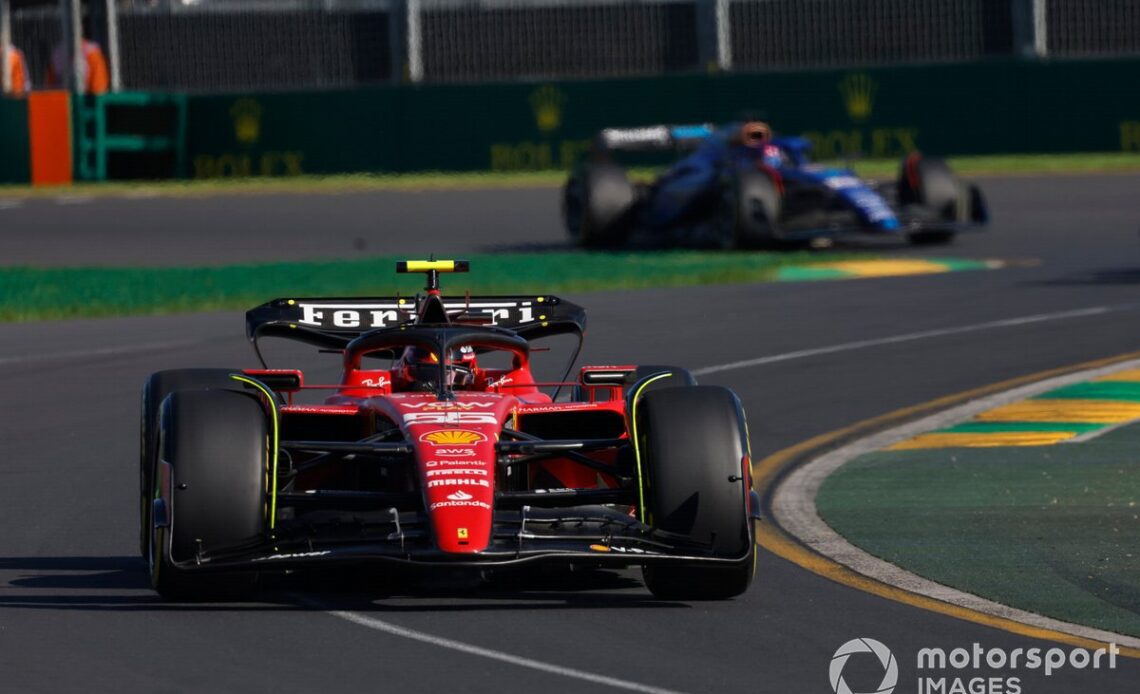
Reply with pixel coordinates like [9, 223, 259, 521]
[563, 163, 636, 248]
[724, 170, 782, 249]
[139, 369, 241, 558]
[149, 389, 269, 601]
[635, 386, 755, 600]
[898, 154, 960, 245]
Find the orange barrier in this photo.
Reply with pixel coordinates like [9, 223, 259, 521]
[27, 91, 72, 185]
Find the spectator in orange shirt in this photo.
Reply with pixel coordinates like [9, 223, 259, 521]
[3, 43, 30, 96]
[46, 39, 109, 94]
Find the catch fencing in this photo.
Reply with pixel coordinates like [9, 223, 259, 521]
[2, 0, 1140, 93]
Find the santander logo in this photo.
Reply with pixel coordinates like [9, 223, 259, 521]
[447, 490, 473, 501]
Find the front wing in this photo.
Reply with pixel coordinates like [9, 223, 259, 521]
[159, 502, 760, 573]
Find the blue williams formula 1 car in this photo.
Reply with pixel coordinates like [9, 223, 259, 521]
[562, 122, 988, 249]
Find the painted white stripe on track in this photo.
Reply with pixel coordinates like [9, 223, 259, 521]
[301, 600, 684, 694]
[693, 305, 1127, 376]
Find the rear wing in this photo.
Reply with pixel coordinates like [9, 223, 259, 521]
[594, 124, 715, 153]
[245, 294, 587, 352]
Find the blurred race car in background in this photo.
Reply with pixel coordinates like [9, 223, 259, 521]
[140, 260, 758, 601]
[563, 122, 989, 249]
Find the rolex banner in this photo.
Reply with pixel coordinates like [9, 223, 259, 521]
[178, 56, 1140, 179]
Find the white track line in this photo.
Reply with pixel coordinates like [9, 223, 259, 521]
[773, 357, 1140, 650]
[300, 599, 683, 694]
[693, 305, 1126, 376]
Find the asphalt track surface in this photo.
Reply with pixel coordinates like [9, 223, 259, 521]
[1, 174, 1139, 692]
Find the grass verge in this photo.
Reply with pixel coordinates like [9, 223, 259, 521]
[0, 250, 887, 322]
[817, 422, 1140, 638]
[1, 152, 1137, 199]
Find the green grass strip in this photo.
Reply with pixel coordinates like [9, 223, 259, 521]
[939, 421, 1106, 434]
[0, 250, 890, 322]
[1035, 382, 1140, 402]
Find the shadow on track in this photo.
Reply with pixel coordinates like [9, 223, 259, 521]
[295, 567, 691, 612]
[279, 565, 688, 612]
[0, 555, 294, 611]
[0, 557, 685, 612]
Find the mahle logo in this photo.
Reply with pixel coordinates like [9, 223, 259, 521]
[840, 73, 876, 121]
[830, 638, 898, 694]
[230, 98, 263, 145]
[529, 85, 566, 133]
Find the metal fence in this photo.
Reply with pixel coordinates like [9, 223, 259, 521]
[730, 0, 1014, 70]
[417, 0, 701, 83]
[118, 1, 394, 91]
[1046, 0, 1140, 57]
[4, 0, 1140, 94]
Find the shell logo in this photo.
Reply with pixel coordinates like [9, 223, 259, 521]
[420, 429, 487, 445]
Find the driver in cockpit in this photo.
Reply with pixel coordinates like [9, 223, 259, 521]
[392, 345, 477, 392]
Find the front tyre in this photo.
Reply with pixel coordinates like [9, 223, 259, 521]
[898, 154, 961, 245]
[139, 369, 243, 558]
[149, 389, 270, 601]
[636, 386, 755, 599]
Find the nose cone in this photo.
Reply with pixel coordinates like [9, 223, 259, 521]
[415, 428, 496, 553]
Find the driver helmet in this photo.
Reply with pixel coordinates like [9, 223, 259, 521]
[738, 121, 772, 149]
[395, 345, 476, 391]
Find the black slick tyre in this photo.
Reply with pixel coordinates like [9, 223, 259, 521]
[149, 389, 270, 601]
[563, 163, 635, 248]
[724, 169, 782, 249]
[898, 154, 960, 245]
[139, 369, 241, 558]
[635, 386, 755, 599]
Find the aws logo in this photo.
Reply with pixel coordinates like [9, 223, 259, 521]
[529, 85, 566, 133]
[839, 73, 876, 122]
[420, 430, 487, 446]
[230, 98, 263, 145]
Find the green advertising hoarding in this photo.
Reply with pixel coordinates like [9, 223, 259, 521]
[182, 57, 1140, 179]
[0, 98, 31, 184]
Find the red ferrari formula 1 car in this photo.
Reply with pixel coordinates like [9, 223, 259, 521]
[140, 260, 757, 600]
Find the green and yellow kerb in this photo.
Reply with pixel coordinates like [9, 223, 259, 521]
[890, 369, 1140, 450]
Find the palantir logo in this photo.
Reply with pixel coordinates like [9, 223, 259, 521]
[830, 638, 898, 694]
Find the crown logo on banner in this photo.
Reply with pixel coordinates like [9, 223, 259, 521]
[230, 98, 264, 146]
[530, 85, 567, 133]
[839, 73, 876, 122]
